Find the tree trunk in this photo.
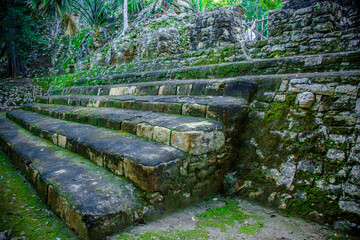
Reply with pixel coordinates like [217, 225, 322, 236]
[6, 41, 25, 79]
[123, 0, 129, 34]
[1, 0, 26, 79]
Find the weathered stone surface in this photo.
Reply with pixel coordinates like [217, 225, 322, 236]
[343, 183, 360, 198]
[349, 165, 360, 185]
[339, 200, 360, 214]
[38, 94, 249, 124]
[190, 5, 245, 50]
[24, 103, 225, 155]
[7, 110, 186, 192]
[0, 116, 146, 240]
[296, 92, 315, 108]
[326, 149, 346, 161]
[297, 159, 323, 174]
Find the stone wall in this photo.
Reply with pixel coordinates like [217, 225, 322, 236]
[173, 5, 244, 51]
[0, 78, 40, 111]
[234, 71, 360, 234]
[259, 1, 360, 57]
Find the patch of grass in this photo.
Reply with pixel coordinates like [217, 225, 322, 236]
[117, 229, 209, 240]
[196, 202, 251, 232]
[238, 221, 264, 235]
[0, 149, 78, 239]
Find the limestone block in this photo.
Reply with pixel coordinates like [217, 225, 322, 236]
[339, 200, 360, 215]
[177, 84, 193, 95]
[278, 80, 289, 92]
[343, 183, 360, 198]
[349, 145, 360, 163]
[263, 161, 296, 189]
[121, 121, 137, 134]
[109, 87, 125, 95]
[326, 149, 346, 161]
[335, 85, 358, 98]
[279, 161, 296, 188]
[87, 148, 104, 167]
[296, 92, 315, 108]
[58, 135, 67, 148]
[124, 86, 136, 95]
[158, 85, 176, 95]
[289, 83, 334, 95]
[171, 130, 224, 155]
[274, 94, 287, 102]
[136, 123, 154, 140]
[171, 131, 191, 153]
[304, 56, 323, 66]
[153, 126, 171, 145]
[182, 104, 207, 117]
[297, 159, 323, 174]
[349, 165, 360, 185]
[329, 134, 352, 144]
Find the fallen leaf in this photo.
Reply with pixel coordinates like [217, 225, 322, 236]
[191, 217, 196, 222]
[236, 182, 240, 191]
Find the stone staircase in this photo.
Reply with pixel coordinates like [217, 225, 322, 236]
[1, 50, 360, 239]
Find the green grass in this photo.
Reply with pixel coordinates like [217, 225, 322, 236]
[0, 149, 78, 240]
[196, 202, 251, 232]
[117, 201, 260, 239]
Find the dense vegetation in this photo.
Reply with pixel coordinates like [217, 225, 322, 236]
[0, 0, 281, 80]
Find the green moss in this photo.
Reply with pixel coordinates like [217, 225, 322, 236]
[117, 229, 209, 240]
[196, 202, 250, 231]
[0, 149, 78, 239]
[238, 221, 264, 235]
[286, 186, 342, 222]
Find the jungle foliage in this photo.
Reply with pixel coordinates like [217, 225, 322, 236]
[0, 0, 281, 79]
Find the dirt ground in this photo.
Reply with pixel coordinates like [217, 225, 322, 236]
[111, 196, 356, 240]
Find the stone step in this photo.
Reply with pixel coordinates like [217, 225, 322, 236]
[50, 78, 259, 102]
[6, 109, 187, 193]
[23, 103, 225, 155]
[0, 115, 146, 240]
[48, 70, 360, 106]
[37, 95, 249, 126]
[68, 50, 360, 87]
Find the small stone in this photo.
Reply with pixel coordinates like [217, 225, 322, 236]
[304, 56, 323, 66]
[268, 192, 278, 204]
[296, 92, 315, 108]
[274, 94, 286, 102]
[335, 85, 358, 98]
[278, 80, 289, 92]
[343, 183, 360, 198]
[329, 134, 348, 144]
[289, 78, 310, 85]
[349, 165, 360, 185]
[137, 124, 154, 140]
[326, 149, 346, 162]
[339, 200, 360, 214]
[57, 135, 67, 148]
[153, 126, 171, 145]
[279, 161, 296, 189]
[297, 159, 323, 175]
